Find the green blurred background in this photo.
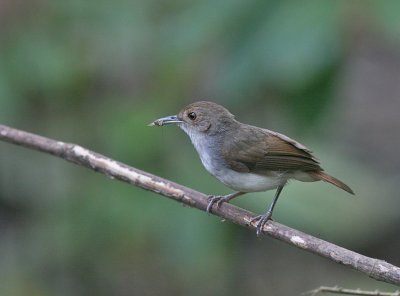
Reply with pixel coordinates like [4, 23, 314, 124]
[1, 1, 400, 295]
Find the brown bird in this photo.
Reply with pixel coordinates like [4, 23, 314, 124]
[150, 101, 354, 236]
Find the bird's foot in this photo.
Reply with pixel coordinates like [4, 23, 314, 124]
[206, 195, 230, 213]
[250, 211, 273, 237]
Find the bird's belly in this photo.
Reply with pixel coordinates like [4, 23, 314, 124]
[194, 143, 285, 192]
[215, 169, 284, 192]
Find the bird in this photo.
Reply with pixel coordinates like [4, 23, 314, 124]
[149, 101, 354, 236]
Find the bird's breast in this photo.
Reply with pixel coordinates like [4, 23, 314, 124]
[196, 144, 221, 176]
[187, 132, 285, 192]
[186, 132, 221, 174]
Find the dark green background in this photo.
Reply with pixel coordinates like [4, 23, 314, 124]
[1, 1, 400, 295]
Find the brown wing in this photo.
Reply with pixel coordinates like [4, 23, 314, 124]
[222, 125, 322, 174]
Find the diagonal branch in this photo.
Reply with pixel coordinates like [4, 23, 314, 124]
[1, 124, 399, 286]
[304, 286, 400, 295]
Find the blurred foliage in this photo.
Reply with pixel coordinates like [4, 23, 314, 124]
[1, 1, 400, 295]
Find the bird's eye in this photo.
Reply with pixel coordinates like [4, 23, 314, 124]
[187, 112, 197, 120]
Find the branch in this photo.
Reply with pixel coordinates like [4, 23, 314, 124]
[304, 286, 400, 295]
[1, 124, 400, 286]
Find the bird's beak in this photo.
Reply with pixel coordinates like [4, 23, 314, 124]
[148, 115, 183, 127]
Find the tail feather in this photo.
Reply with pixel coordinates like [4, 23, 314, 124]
[309, 171, 354, 195]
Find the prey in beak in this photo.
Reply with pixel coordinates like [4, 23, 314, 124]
[148, 115, 183, 127]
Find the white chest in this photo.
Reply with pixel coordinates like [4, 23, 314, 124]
[188, 132, 219, 175]
[182, 127, 285, 192]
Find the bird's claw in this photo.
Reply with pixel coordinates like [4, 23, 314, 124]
[206, 195, 227, 213]
[251, 211, 273, 236]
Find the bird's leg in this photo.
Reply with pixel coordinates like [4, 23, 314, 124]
[206, 192, 246, 213]
[251, 185, 285, 236]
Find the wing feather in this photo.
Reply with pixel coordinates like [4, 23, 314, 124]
[222, 126, 321, 174]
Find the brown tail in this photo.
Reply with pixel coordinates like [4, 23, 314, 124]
[309, 171, 354, 195]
